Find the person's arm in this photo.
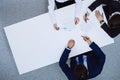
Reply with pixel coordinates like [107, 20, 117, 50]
[48, 0, 56, 24]
[74, 0, 82, 24]
[83, 0, 102, 22]
[82, 36, 105, 78]
[95, 10, 118, 38]
[88, 42, 106, 78]
[82, 36, 105, 59]
[59, 48, 74, 80]
[90, 42, 105, 70]
[101, 23, 119, 38]
[59, 40, 75, 80]
[48, 0, 59, 30]
[59, 48, 71, 66]
[89, 42, 105, 57]
[75, 0, 82, 17]
[88, 0, 102, 12]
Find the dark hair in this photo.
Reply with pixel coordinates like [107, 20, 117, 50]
[108, 14, 120, 29]
[73, 64, 88, 80]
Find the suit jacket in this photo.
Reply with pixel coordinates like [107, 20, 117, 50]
[55, 0, 75, 9]
[101, 23, 120, 38]
[59, 42, 106, 80]
[88, 0, 120, 14]
[88, 0, 120, 38]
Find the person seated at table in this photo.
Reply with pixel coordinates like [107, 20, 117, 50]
[83, 0, 120, 38]
[59, 36, 106, 80]
[95, 10, 120, 38]
[48, 0, 82, 30]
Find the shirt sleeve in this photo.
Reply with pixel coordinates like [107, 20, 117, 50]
[88, 0, 102, 11]
[48, 0, 57, 25]
[75, 0, 82, 17]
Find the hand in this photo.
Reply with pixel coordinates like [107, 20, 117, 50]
[83, 12, 89, 23]
[53, 24, 59, 30]
[95, 10, 104, 22]
[74, 17, 80, 25]
[67, 40, 75, 49]
[82, 36, 92, 45]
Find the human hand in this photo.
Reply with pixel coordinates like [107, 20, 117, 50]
[83, 12, 89, 23]
[95, 10, 104, 22]
[53, 24, 59, 30]
[74, 17, 80, 25]
[82, 36, 92, 45]
[67, 40, 75, 49]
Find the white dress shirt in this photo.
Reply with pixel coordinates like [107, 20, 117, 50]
[75, 55, 88, 69]
[111, 11, 120, 16]
[48, 0, 82, 24]
[83, 55, 88, 69]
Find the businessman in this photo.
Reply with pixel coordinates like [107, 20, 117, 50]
[59, 36, 106, 80]
[84, 0, 120, 38]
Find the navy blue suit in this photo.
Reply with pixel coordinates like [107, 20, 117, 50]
[59, 42, 106, 80]
[88, 0, 120, 38]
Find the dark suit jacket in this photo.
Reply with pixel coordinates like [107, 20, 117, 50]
[101, 23, 120, 38]
[59, 42, 106, 80]
[88, 0, 120, 38]
[88, 0, 120, 14]
[55, 0, 75, 9]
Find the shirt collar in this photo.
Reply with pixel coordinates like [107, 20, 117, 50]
[111, 12, 120, 16]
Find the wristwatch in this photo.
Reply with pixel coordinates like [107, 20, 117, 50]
[100, 20, 104, 24]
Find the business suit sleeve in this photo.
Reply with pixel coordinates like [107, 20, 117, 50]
[101, 23, 119, 38]
[59, 48, 75, 80]
[89, 42, 105, 58]
[89, 42, 106, 75]
[88, 0, 102, 11]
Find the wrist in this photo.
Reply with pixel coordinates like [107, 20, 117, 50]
[99, 20, 104, 24]
[86, 40, 92, 45]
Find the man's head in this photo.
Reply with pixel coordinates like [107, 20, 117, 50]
[73, 64, 88, 80]
[108, 14, 120, 29]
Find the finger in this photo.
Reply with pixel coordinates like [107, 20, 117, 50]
[87, 17, 89, 20]
[96, 10, 98, 13]
[83, 37, 88, 41]
[83, 16, 86, 22]
[95, 10, 97, 14]
[95, 11, 99, 16]
[81, 36, 86, 40]
[75, 20, 77, 25]
[102, 13, 104, 17]
[95, 11, 97, 16]
[75, 19, 78, 24]
[86, 18, 89, 22]
[85, 19, 87, 23]
[57, 27, 59, 30]
[95, 10, 98, 13]
[54, 26, 59, 30]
